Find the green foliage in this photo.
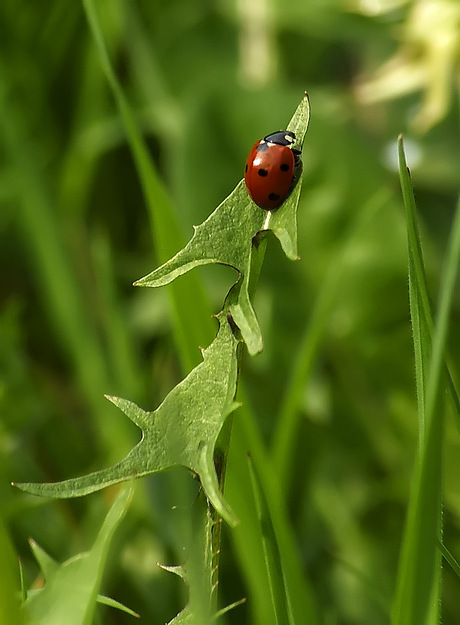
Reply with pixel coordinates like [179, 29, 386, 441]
[136, 95, 309, 355]
[23, 486, 134, 625]
[0, 516, 24, 624]
[2, 0, 460, 624]
[15, 311, 240, 526]
[15, 94, 310, 531]
[82, 0, 216, 374]
[13, 87, 310, 621]
[247, 454, 290, 625]
[391, 140, 460, 625]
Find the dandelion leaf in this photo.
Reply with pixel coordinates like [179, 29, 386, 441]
[136, 93, 310, 354]
[15, 314, 240, 526]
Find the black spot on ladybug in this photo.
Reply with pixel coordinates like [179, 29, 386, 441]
[245, 164, 248, 172]
[258, 169, 268, 177]
[268, 193, 280, 201]
[280, 163, 290, 171]
[256, 142, 269, 152]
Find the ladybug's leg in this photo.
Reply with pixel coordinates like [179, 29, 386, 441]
[290, 154, 303, 194]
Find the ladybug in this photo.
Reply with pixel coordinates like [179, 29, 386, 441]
[244, 130, 302, 211]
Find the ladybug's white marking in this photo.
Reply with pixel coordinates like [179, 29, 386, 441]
[284, 134, 294, 144]
[253, 157, 262, 166]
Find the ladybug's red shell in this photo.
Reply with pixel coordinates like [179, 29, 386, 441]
[244, 131, 299, 210]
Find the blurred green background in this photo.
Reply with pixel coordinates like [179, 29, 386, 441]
[1, 0, 459, 623]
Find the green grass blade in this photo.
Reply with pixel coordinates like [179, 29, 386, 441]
[391, 138, 460, 625]
[440, 542, 460, 579]
[247, 454, 290, 625]
[82, 0, 214, 372]
[0, 517, 24, 625]
[227, 395, 318, 625]
[272, 187, 391, 487]
[397, 136, 432, 332]
[397, 135, 460, 428]
[0, 64, 132, 457]
[25, 485, 133, 625]
[96, 595, 140, 618]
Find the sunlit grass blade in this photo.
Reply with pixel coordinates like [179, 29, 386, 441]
[391, 137, 460, 625]
[397, 134, 460, 427]
[82, 0, 214, 373]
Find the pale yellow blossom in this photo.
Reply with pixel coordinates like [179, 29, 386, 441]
[353, 0, 460, 132]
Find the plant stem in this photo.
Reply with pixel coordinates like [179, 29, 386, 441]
[210, 227, 269, 610]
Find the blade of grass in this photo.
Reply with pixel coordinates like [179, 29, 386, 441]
[391, 138, 460, 625]
[25, 484, 133, 625]
[0, 517, 24, 625]
[397, 135, 460, 427]
[272, 187, 391, 488]
[439, 542, 460, 579]
[91, 232, 143, 399]
[0, 64, 132, 458]
[247, 454, 290, 625]
[82, 0, 214, 373]
[227, 396, 318, 625]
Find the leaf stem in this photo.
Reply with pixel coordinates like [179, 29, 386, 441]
[210, 223, 269, 610]
[248, 231, 269, 300]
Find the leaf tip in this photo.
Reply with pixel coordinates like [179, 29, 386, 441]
[132, 274, 150, 288]
[158, 563, 186, 578]
[105, 394, 123, 408]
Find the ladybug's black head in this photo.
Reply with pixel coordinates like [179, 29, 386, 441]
[263, 130, 296, 147]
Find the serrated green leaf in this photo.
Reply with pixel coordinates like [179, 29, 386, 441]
[163, 575, 245, 624]
[167, 603, 246, 625]
[158, 563, 186, 578]
[15, 313, 240, 526]
[28, 540, 60, 580]
[23, 485, 133, 625]
[135, 94, 310, 354]
[14, 95, 310, 531]
[167, 606, 195, 624]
